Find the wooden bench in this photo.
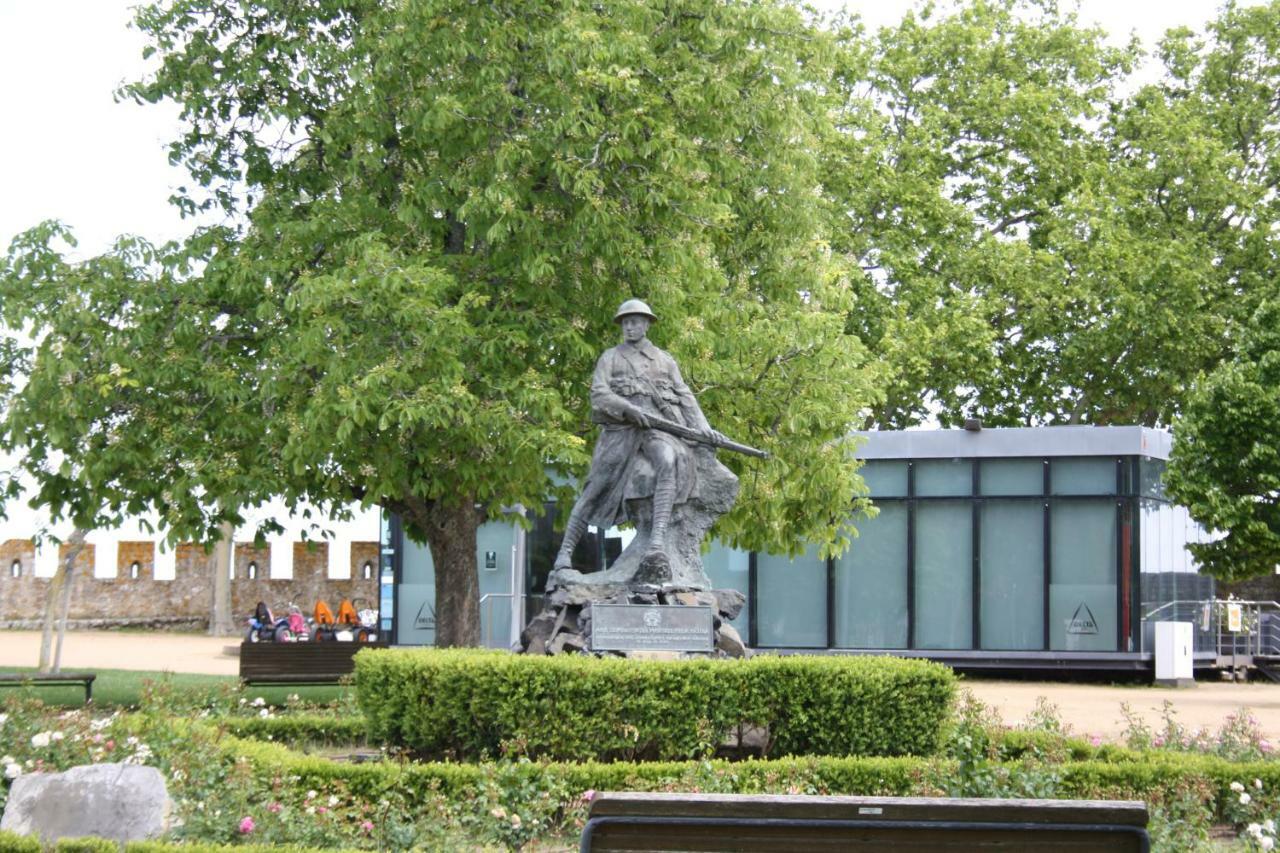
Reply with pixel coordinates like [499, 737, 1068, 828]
[238, 641, 388, 686]
[0, 672, 96, 704]
[581, 793, 1150, 852]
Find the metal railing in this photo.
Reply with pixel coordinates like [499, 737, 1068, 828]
[1142, 599, 1280, 662]
[480, 592, 517, 650]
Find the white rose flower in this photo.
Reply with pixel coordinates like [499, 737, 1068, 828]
[1240, 793, 1252, 805]
[30, 732, 51, 748]
[1256, 778, 1265, 790]
[0, 713, 8, 727]
[306, 806, 316, 815]
[1250, 823, 1264, 838]
[251, 697, 266, 707]
[0, 755, 13, 765]
[1264, 837, 1276, 852]
[258, 709, 269, 718]
[51, 732, 64, 742]
[3, 763, 21, 780]
[1232, 781, 1246, 793]
[328, 795, 339, 807]
[1265, 819, 1275, 833]
[306, 790, 317, 800]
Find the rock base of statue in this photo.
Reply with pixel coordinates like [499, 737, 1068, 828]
[523, 445, 747, 657]
[553, 446, 739, 590]
[520, 580, 748, 658]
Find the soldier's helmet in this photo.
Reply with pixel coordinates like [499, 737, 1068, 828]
[614, 298, 658, 323]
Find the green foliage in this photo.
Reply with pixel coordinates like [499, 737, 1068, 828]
[0, 831, 40, 853]
[353, 648, 956, 761]
[53, 839, 118, 853]
[1, 0, 877, 646]
[819, 0, 1280, 431]
[1167, 300, 1280, 581]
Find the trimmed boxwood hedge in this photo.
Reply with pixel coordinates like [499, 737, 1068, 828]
[227, 734, 1280, 824]
[353, 649, 957, 761]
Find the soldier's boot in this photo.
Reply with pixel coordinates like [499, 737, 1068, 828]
[641, 479, 676, 575]
[553, 512, 590, 571]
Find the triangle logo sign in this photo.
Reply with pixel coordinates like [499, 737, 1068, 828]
[1067, 601, 1099, 635]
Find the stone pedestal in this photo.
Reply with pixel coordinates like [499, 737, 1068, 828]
[521, 580, 748, 658]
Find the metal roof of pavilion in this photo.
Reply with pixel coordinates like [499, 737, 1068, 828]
[854, 425, 1172, 460]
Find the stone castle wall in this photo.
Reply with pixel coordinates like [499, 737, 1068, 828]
[0, 539, 379, 630]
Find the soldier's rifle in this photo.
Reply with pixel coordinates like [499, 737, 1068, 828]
[642, 413, 769, 459]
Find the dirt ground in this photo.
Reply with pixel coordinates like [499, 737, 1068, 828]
[3, 629, 1278, 743]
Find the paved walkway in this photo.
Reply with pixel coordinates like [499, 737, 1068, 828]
[0, 629, 240, 677]
[2, 630, 1278, 742]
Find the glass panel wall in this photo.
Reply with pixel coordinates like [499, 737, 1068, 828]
[915, 459, 973, 497]
[1139, 457, 1167, 499]
[703, 544, 750, 638]
[861, 461, 908, 498]
[914, 501, 973, 648]
[980, 501, 1044, 649]
[833, 503, 908, 648]
[755, 547, 826, 647]
[1051, 458, 1116, 495]
[397, 537, 437, 645]
[980, 459, 1043, 496]
[1049, 501, 1117, 650]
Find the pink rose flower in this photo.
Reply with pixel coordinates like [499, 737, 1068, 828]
[239, 816, 255, 834]
[267, 802, 282, 814]
[361, 820, 375, 834]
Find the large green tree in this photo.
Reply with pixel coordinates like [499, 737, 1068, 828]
[826, 0, 1280, 430]
[1, 0, 876, 646]
[1165, 301, 1280, 581]
[1160, 1, 1280, 583]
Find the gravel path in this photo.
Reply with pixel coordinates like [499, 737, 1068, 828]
[3, 629, 1278, 743]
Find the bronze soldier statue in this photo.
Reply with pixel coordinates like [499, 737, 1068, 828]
[553, 299, 761, 576]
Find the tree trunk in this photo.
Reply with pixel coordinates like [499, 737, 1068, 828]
[38, 529, 88, 674]
[210, 520, 236, 635]
[402, 496, 482, 647]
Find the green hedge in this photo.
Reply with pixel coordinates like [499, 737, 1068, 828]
[0, 830, 40, 853]
[226, 733, 1280, 823]
[54, 840, 117, 853]
[228, 735, 926, 800]
[354, 649, 957, 761]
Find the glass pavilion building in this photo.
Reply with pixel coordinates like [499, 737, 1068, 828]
[379, 426, 1213, 671]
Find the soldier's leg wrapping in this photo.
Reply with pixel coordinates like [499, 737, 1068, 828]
[644, 439, 678, 559]
[553, 504, 591, 571]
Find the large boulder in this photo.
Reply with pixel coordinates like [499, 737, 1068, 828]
[0, 763, 171, 843]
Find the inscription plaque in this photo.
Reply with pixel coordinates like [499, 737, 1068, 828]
[590, 604, 715, 653]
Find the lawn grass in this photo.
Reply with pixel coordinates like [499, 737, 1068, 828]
[0, 666, 349, 708]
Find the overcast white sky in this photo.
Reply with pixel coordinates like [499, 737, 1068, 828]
[0, 0, 1252, 260]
